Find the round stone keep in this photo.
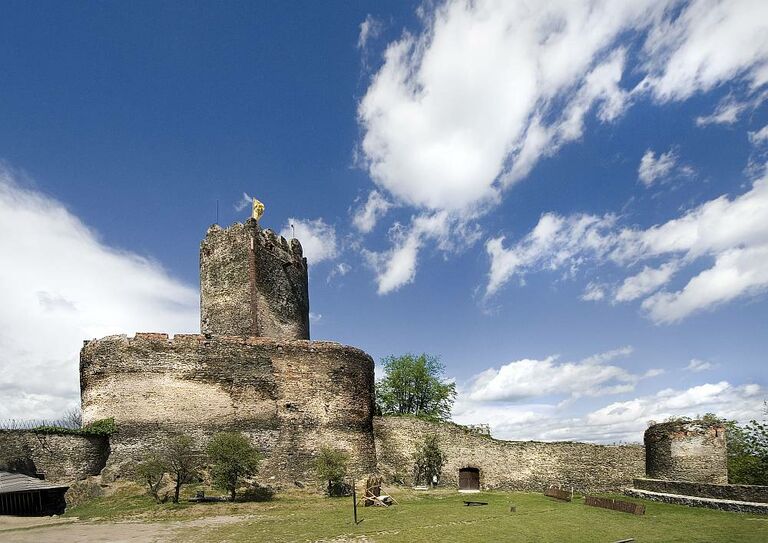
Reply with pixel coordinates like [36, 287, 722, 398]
[644, 420, 728, 484]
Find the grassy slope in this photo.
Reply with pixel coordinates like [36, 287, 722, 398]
[66, 487, 767, 542]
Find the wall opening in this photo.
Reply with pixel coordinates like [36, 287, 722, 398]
[458, 467, 480, 491]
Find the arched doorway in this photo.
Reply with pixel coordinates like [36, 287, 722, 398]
[458, 467, 480, 491]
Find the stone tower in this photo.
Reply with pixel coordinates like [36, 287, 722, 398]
[644, 420, 728, 484]
[200, 219, 310, 340]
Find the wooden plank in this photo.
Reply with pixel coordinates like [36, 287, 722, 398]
[584, 495, 645, 515]
[544, 486, 572, 502]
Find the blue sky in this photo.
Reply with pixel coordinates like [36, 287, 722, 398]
[1, 1, 766, 442]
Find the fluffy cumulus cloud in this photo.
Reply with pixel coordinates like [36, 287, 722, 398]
[280, 218, 338, 265]
[465, 346, 653, 402]
[454, 373, 763, 442]
[0, 170, 198, 421]
[357, 0, 768, 294]
[486, 169, 768, 323]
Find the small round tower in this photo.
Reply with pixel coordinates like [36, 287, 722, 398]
[644, 420, 727, 484]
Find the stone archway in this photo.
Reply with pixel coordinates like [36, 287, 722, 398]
[458, 467, 480, 491]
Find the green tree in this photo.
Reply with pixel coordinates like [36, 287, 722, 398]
[698, 410, 768, 485]
[206, 432, 261, 501]
[413, 434, 446, 487]
[136, 455, 167, 503]
[376, 354, 456, 421]
[314, 447, 350, 496]
[165, 434, 201, 503]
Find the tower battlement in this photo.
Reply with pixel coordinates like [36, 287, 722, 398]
[200, 219, 310, 340]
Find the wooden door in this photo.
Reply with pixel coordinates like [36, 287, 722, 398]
[458, 467, 480, 490]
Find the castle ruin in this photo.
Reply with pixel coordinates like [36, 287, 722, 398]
[2, 211, 749, 505]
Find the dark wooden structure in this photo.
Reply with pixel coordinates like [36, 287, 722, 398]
[544, 486, 572, 501]
[0, 471, 69, 516]
[458, 467, 480, 491]
[584, 495, 645, 515]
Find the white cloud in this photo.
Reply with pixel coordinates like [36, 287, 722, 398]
[581, 282, 606, 301]
[749, 124, 768, 145]
[485, 212, 616, 297]
[639, 0, 768, 101]
[465, 346, 644, 403]
[454, 379, 764, 443]
[642, 244, 768, 322]
[358, 14, 383, 50]
[326, 262, 351, 283]
[686, 358, 716, 372]
[615, 262, 679, 302]
[363, 211, 451, 294]
[696, 95, 747, 126]
[280, 218, 338, 265]
[638, 148, 678, 186]
[352, 190, 393, 233]
[0, 169, 198, 420]
[486, 170, 768, 323]
[234, 192, 253, 212]
[356, 0, 768, 294]
[309, 312, 322, 323]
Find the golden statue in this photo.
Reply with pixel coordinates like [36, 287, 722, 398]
[251, 198, 265, 221]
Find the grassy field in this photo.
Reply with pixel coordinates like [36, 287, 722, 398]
[58, 485, 768, 542]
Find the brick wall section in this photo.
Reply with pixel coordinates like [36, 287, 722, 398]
[0, 430, 108, 482]
[373, 416, 644, 492]
[644, 420, 728, 484]
[633, 478, 768, 503]
[200, 220, 310, 340]
[80, 333, 375, 482]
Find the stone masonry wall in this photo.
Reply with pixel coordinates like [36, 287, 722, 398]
[200, 220, 310, 340]
[374, 416, 644, 492]
[633, 478, 768, 503]
[0, 430, 108, 482]
[645, 420, 728, 484]
[80, 333, 375, 482]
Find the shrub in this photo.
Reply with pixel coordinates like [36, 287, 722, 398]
[413, 434, 446, 487]
[136, 455, 167, 503]
[315, 447, 350, 497]
[237, 482, 275, 502]
[206, 432, 261, 501]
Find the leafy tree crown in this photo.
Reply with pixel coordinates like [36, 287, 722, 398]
[375, 353, 456, 421]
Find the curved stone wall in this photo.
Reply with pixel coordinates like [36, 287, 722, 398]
[0, 430, 109, 482]
[80, 333, 376, 481]
[644, 420, 727, 484]
[374, 416, 645, 492]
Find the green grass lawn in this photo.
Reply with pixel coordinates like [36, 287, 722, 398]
[65, 486, 768, 542]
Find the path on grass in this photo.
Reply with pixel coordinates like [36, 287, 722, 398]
[0, 514, 261, 543]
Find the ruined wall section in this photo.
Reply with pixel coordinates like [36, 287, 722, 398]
[633, 478, 768, 503]
[0, 430, 108, 483]
[644, 420, 728, 484]
[374, 416, 644, 492]
[80, 333, 375, 481]
[200, 220, 309, 340]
